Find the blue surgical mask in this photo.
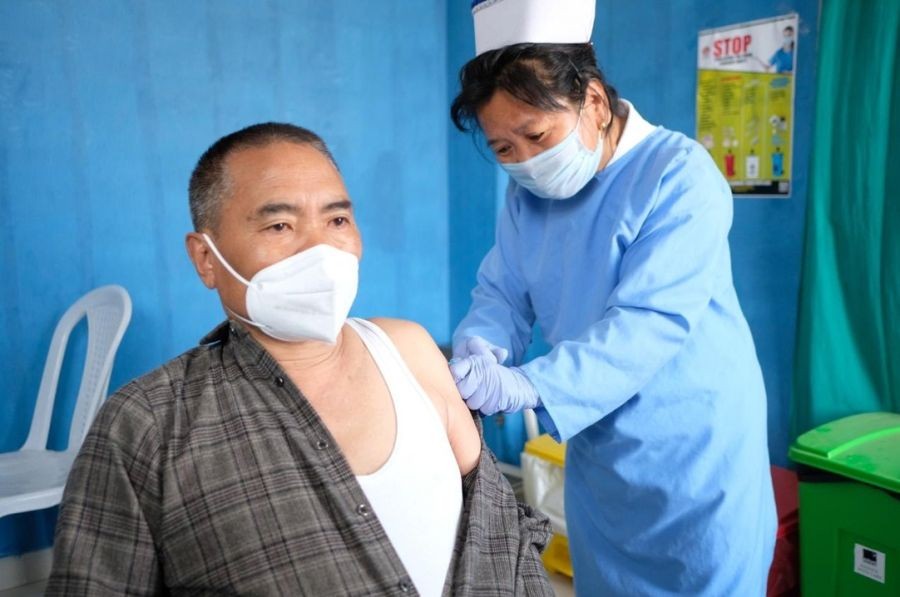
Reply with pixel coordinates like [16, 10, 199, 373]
[501, 115, 605, 200]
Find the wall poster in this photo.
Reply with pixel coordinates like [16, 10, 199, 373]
[697, 14, 798, 197]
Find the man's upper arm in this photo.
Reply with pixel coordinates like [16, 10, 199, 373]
[47, 384, 163, 596]
[371, 318, 481, 475]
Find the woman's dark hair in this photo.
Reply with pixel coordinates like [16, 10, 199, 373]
[450, 43, 625, 132]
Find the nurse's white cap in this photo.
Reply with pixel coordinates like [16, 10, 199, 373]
[472, 0, 595, 56]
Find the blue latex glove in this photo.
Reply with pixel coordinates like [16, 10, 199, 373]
[452, 336, 509, 365]
[449, 355, 540, 415]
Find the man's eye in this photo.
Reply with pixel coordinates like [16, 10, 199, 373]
[332, 217, 348, 227]
[496, 146, 511, 157]
[268, 222, 290, 232]
[527, 132, 544, 142]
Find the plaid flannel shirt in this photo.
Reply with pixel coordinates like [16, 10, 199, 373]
[46, 322, 553, 596]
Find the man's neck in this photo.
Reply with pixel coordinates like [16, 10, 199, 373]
[240, 320, 349, 374]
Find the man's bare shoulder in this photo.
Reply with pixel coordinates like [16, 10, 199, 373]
[368, 317, 440, 352]
[367, 317, 427, 336]
[366, 317, 480, 474]
[366, 317, 452, 399]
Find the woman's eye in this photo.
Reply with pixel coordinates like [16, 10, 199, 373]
[527, 132, 544, 142]
[496, 145, 511, 157]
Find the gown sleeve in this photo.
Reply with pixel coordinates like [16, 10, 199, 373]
[452, 183, 536, 365]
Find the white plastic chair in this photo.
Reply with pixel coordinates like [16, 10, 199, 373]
[0, 285, 132, 518]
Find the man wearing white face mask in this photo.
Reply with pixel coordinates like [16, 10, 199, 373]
[48, 123, 553, 596]
[447, 1, 775, 595]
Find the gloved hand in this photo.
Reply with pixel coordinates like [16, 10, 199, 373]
[452, 336, 509, 365]
[449, 355, 540, 415]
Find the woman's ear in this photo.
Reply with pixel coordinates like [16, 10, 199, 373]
[584, 80, 610, 130]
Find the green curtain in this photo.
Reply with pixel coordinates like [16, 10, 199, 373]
[793, 0, 900, 437]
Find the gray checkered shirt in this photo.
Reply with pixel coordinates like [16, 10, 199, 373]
[46, 322, 553, 596]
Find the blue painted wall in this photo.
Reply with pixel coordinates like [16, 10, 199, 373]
[0, 0, 449, 558]
[447, 1, 498, 329]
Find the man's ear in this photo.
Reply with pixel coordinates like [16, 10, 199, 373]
[185, 232, 217, 289]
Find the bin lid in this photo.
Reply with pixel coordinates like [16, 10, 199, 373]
[524, 434, 566, 467]
[788, 412, 900, 494]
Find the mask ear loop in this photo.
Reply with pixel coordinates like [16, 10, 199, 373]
[202, 233, 252, 286]
[201, 233, 271, 333]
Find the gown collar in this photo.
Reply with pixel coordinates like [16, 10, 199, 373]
[607, 99, 657, 167]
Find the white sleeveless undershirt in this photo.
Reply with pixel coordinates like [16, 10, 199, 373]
[347, 318, 462, 597]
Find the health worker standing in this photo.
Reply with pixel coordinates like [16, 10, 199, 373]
[448, 1, 776, 594]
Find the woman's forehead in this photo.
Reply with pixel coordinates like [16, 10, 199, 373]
[478, 90, 569, 131]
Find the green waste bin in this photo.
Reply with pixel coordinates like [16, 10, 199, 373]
[788, 412, 900, 595]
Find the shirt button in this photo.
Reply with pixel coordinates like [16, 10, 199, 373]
[315, 440, 329, 450]
[275, 376, 285, 387]
[399, 580, 412, 592]
[356, 503, 370, 517]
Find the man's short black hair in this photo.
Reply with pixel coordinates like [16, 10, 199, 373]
[188, 122, 337, 232]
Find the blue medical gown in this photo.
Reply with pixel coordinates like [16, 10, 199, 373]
[453, 128, 776, 595]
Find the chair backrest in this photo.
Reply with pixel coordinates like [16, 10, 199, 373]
[22, 285, 132, 452]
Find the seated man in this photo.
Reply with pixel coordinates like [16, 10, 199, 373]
[47, 123, 552, 596]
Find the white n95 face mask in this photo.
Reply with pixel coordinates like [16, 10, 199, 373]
[501, 114, 604, 200]
[202, 234, 359, 344]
